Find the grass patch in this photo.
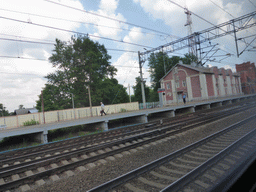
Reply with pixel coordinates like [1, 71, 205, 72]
[0, 125, 103, 152]
[23, 119, 39, 126]
[0, 135, 41, 152]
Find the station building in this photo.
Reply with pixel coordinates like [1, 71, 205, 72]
[235, 61, 256, 94]
[159, 61, 242, 104]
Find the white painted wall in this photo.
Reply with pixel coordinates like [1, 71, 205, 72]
[199, 74, 208, 99]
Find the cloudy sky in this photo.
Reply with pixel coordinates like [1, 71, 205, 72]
[0, 0, 255, 112]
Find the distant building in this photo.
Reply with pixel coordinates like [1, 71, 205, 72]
[235, 62, 256, 94]
[14, 108, 38, 115]
[159, 61, 242, 104]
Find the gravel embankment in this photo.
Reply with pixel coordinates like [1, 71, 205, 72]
[26, 107, 256, 192]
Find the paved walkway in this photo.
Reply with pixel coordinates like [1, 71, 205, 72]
[0, 94, 255, 142]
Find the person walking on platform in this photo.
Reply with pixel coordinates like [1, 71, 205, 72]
[100, 102, 106, 116]
[183, 93, 186, 104]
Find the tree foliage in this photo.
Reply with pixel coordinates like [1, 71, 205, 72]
[36, 36, 129, 112]
[132, 77, 151, 103]
[0, 103, 9, 117]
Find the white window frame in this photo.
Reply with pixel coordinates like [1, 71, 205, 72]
[182, 80, 186, 87]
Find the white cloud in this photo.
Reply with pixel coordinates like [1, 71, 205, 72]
[0, 0, 255, 112]
[82, 0, 127, 39]
[99, 0, 118, 14]
[0, 0, 85, 112]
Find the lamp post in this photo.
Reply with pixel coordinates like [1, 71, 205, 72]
[88, 84, 93, 117]
[85, 80, 93, 117]
[41, 90, 45, 124]
[138, 51, 146, 109]
[70, 93, 76, 119]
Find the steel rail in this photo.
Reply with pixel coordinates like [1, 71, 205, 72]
[87, 114, 256, 192]
[0, 100, 250, 160]
[0, 104, 255, 191]
[0, 103, 254, 172]
[0, 104, 249, 169]
[161, 124, 256, 191]
[1, 106, 252, 191]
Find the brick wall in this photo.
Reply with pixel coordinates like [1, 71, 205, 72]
[206, 74, 214, 96]
[191, 76, 201, 98]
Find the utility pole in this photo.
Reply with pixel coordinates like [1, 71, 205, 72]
[41, 90, 45, 124]
[138, 51, 146, 108]
[162, 47, 167, 75]
[71, 93, 76, 119]
[128, 84, 131, 103]
[232, 19, 240, 57]
[88, 84, 93, 117]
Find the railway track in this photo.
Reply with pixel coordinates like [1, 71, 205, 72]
[0, 102, 251, 162]
[88, 114, 256, 192]
[0, 102, 255, 191]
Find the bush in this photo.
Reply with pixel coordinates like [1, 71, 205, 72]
[120, 108, 127, 113]
[23, 119, 39, 126]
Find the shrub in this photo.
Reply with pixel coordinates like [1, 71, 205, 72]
[23, 119, 39, 126]
[120, 108, 127, 113]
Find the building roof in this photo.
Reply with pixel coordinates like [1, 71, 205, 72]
[14, 108, 38, 115]
[159, 62, 213, 82]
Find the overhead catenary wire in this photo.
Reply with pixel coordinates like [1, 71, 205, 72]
[248, 0, 256, 9]
[44, 0, 174, 37]
[0, 37, 139, 55]
[0, 8, 168, 38]
[208, 0, 235, 18]
[208, 0, 256, 47]
[0, 55, 140, 69]
[0, 15, 154, 49]
[0, 71, 46, 78]
[164, 0, 256, 63]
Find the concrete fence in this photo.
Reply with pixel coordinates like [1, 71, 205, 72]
[0, 102, 139, 129]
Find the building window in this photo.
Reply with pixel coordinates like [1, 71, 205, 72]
[176, 81, 179, 88]
[182, 80, 186, 87]
[166, 83, 170, 89]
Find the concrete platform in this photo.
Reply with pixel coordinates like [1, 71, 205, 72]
[0, 94, 255, 144]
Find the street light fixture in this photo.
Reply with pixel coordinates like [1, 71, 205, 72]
[85, 80, 93, 117]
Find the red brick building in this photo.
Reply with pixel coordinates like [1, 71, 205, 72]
[160, 62, 242, 104]
[235, 62, 256, 94]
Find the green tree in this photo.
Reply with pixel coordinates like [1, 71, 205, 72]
[36, 84, 70, 112]
[132, 77, 151, 103]
[36, 36, 128, 111]
[0, 103, 9, 117]
[181, 53, 198, 64]
[97, 78, 129, 105]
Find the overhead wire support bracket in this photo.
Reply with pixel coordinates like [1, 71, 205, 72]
[138, 11, 256, 61]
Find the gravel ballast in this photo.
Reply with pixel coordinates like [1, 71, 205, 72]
[25, 107, 256, 192]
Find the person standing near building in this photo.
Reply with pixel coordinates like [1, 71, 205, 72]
[183, 93, 186, 104]
[100, 102, 106, 116]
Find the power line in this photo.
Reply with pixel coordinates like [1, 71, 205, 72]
[208, 0, 234, 18]
[208, 0, 256, 50]
[0, 71, 46, 78]
[248, 0, 256, 9]
[0, 55, 140, 69]
[0, 55, 47, 61]
[0, 37, 54, 45]
[44, 0, 173, 37]
[0, 36, 139, 54]
[0, 15, 154, 49]
[0, 8, 165, 38]
[0, 32, 55, 43]
[165, 0, 235, 33]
